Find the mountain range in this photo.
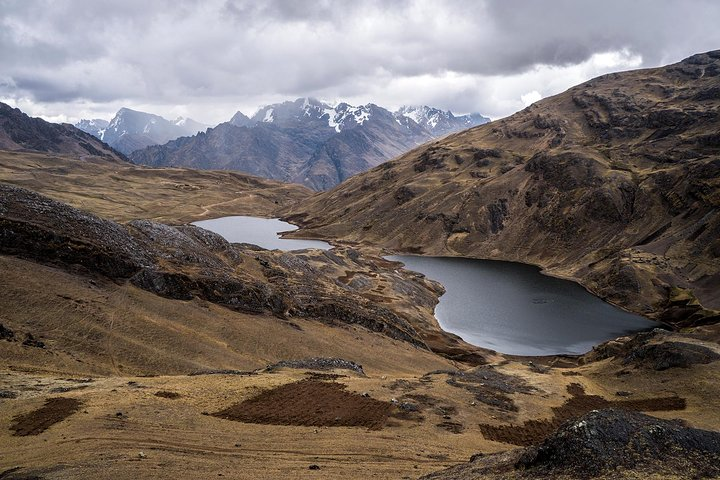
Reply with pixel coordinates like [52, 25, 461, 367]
[75, 108, 209, 155]
[129, 98, 489, 190]
[288, 50, 720, 327]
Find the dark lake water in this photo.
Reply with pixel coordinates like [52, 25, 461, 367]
[388, 255, 656, 356]
[194, 216, 656, 356]
[192, 216, 332, 251]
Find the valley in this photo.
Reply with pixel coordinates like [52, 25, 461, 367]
[1, 48, 719, 480]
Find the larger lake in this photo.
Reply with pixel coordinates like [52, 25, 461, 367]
[388, 255, 656, 356]
[194, 216, 656, 356]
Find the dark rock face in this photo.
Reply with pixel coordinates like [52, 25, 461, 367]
[516, 409, 720, 478]
[423, 409, 720, 479]
[623, 340, 720, 370]
[0, 184, 432, 349]
[21, 333, 45, 349]
[525, 152, 600, 191]
[0, 102, 126, 161]
[394, 186, 416, 205]
[0, 324, 15, 341]
[487, 199, 509, 234]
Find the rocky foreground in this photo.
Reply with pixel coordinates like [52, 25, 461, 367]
[422, 409, 720, 479]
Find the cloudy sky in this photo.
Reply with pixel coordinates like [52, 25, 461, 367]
[1, 0, 719, 125]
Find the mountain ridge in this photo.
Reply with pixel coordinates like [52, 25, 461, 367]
[0, 102, 126, 162]
[75, 107, 209, 155]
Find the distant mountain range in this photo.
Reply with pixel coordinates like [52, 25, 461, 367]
[129, 98, 489, 190]
[0, 102, 126, 162]
[75, 108, 209, 155]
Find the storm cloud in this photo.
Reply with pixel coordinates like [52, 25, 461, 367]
[1, 0, 718, 123]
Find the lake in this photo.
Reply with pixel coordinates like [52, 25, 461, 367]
[387, 255, 656, 356]
[194, 215, 656, 356]
[193, 216, 332, 251]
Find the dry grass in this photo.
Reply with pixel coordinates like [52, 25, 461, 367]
[0, 150, 312, 223]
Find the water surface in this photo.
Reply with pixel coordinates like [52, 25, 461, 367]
[193, 216, 332, 251]
[193, 215, 655, 356]
[388, 255, 656, 356]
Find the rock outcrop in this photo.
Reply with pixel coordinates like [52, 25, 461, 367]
[422, 409, 720, 479]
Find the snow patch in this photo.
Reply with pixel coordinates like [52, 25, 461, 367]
[323, 104, 372, 132]
[324, 107, 341, 132]
[263, 108, 274, 123]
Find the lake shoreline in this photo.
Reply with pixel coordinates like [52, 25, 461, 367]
[195, 215, 657, 358]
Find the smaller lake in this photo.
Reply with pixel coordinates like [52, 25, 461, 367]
[193, 216, 332, 251]
[388, 255, 657, 356]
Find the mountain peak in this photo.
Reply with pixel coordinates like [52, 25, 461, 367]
[230, 110, 252, 127]
[130, 97, 491, 190]
[395, 105, 489, 136]
[75, 107, 210, 154]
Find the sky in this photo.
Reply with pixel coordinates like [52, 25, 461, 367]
[1, 0, 719, 125]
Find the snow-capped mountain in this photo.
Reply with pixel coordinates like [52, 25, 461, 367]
[232, 98, 470, 136]
[245, 97, 381, 133]
[395, 105, 490, 137]
[74, 119, 109, 138]
[75, 108, 209, 155]
[130, 97, 490, 190]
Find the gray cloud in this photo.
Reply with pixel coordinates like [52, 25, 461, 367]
[1, 0, 718, 123]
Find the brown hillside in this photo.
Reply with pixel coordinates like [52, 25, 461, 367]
[0, 150, 311, 223]
[288, 50, 720, 326]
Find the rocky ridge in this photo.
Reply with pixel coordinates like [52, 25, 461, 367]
[0, 103, 126, 162]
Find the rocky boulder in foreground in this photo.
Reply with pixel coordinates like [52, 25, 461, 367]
[422, 409, 720, 479]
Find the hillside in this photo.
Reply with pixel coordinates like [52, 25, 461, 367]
[130, 98, 489, 190]
[0, 150, 310, 223]
[0, 103, 126, 162]
[288, 50, 720, 326]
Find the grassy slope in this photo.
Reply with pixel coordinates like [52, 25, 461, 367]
[0, 150, 312, 223]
